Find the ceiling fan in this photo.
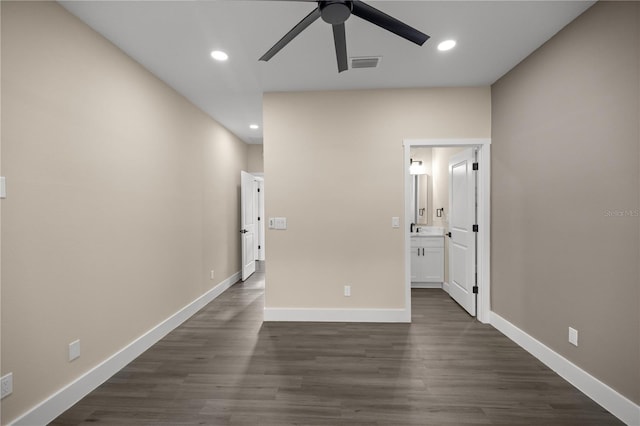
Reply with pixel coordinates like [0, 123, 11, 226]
[259, 0, 430, 73]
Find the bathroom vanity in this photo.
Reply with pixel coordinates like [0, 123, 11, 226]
[408, 160, 444, 287]
[410, 232, 444, 286]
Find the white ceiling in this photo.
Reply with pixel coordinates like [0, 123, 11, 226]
[60, 1, 594, 144]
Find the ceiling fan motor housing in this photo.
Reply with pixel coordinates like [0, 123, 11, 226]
[319, 1, 353, 24]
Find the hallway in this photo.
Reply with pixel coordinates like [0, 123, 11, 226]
[52, 265, 620, 425]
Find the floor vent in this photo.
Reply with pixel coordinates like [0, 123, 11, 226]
[350, 56, 381, 69]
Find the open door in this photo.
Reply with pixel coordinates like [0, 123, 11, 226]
[448, 148, 477, 316]
[240, 171, 256, 281]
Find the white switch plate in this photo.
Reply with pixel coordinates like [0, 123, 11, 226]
[568, 327, 578, 346]
[0, 177, 6, 199]
[344, 285, 351, 297]
[210, 270, 215, 280]
[391, 217, 400, 228]
[1, 373, 13, 399]
[269, 217, 288, 229]
[69, 339, 81, 361]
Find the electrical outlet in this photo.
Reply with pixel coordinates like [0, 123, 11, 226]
[1, 373, 13, 399]
[210, 270, 215, 280]
[568, 327, 578, 346]
[344, 285, 351, 297]
[69, 339, 81, 361]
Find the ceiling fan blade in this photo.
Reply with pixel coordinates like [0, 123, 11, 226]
[351, 1, 429, 46]
[259, 7, 321, 62]
[332, 23, 348, 73]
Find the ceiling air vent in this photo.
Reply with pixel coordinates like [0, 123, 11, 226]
[350, 56, 381, 69]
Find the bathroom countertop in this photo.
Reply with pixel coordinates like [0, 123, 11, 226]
[410, 226, 444, 237]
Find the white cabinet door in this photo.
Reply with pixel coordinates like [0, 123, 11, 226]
[423, 248, 444, 282]
[410, 246, 422, 282]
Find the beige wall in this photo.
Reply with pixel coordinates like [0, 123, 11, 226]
[492, 1, 639, 404]
[0, 2, 247, 423]
[247, 144, 264, 174]
[263, 88, 490, 309]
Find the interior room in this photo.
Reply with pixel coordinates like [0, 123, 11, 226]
[1, 1, 638, 425]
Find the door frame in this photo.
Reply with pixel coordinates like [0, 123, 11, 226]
[403, 138, 491, 324]
[251, 173, 266, 261]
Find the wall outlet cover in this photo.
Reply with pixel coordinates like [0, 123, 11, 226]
[1, 372, 13, 399]
[568, 327, 578, 346]
[69, 339, 81, 361]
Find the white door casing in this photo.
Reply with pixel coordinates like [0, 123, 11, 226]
[256, 178, 265, 261]
[253, 179, 260, 261]
[448, 148, 476, 316]
[241, 171, 256, 281]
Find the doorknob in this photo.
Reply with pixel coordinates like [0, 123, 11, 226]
[239, 229, 248, 234]
[446, 232, 452, 238]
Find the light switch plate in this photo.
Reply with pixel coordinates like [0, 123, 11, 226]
[0, 177, 6, 199]
[391, 217, 400, 228]
[269, 217, 287, 230]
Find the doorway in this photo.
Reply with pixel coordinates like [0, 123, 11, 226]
[240, 171, 266, 281]
[403, 139, 491, 323]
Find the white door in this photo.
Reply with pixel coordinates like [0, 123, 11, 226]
[448, 148, 477, 316]
[241, 171, 256, 281]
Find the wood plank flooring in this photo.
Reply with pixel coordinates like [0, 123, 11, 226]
[52, 264, 622, 425]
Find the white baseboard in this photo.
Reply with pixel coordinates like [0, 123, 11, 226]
[9, 271, 241, 426]
[442, 281, 450, 294]
[264, 307, 410, 323]
[411, 282, 443, 289]
[490, 312, 640, 426]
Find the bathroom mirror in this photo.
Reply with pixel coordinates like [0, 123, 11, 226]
[411, 173, 432, 226]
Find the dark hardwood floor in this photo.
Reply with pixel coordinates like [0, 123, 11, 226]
[52, 263, 622, 425]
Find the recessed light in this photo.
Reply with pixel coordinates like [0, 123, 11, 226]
[210, 50, 228, 61]
[437, 40, 456, 51]
[249, 124, 259, 130]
